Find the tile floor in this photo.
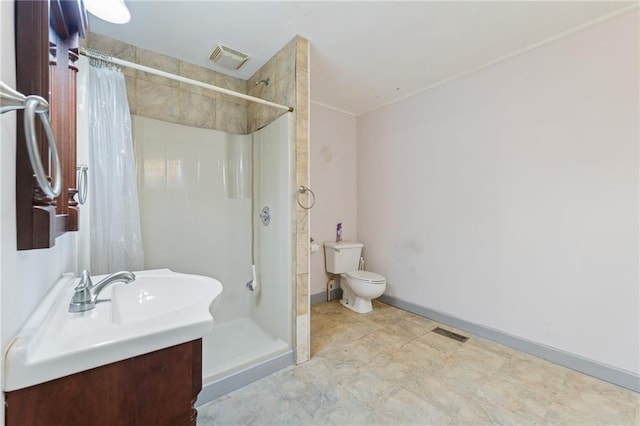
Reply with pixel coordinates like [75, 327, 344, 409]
[198, 300, 639, 425]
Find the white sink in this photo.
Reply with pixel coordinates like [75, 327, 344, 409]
[109, 274, 219, 325]
[4, 269, 223, 391]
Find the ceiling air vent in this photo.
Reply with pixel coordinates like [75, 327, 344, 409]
[208, 44, 250, 70]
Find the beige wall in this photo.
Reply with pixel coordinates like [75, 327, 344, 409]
[357, 11, 639, 375]
[309, 103, 358, 297]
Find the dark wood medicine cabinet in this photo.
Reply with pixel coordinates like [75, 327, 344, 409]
[15, 0, 86, 250]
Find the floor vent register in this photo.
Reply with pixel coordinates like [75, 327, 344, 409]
[432, 327, 469, 343]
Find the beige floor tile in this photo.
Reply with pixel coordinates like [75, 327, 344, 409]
[452, 343, 510, 373]
[271, 368, 319, 402]
[374, 355, 417, 385]
[384, 318, 434, 340]
[416, 329, 467, 354]
[404, 373, 479, 417]
[402, 311, 440, 329]
[310, 315, 340, 335]
[551, 380, 638, 425]
[430, 353, 496, 393]
[500, 352, 567, 394]
[474, 374, 553, 422]
[396, 338, 451, 367]
[339, 367, 402, 407]
[310, 333, 333, 356]
[467, 335, 517, 359]
[298, 381, 370, 423]
[199, 300, 639, 426]
[358, 329, 414, 354]
[363, 388, 452, 425]
[450, 397, 537, 425]
[198, 378, 298, 425]
[274, 355, 345, 390]
[270, 406, 319, 425]
[561, 369, 640, 410]
[544, 401, 638, 426]
[318, 341, 380, 367]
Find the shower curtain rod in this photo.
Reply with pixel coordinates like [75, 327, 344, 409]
[79, 47, 294, 112]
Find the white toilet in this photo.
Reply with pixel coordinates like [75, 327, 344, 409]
[324, 242, 386, 314]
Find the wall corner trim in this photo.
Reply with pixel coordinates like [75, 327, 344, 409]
[358, 3, 640, 118]
[379, 295, 640, 393]
[310, 100, 357, 117]
[196, 350, 294, 406]
[310, 292, 327, 305]
[310, 289, 341, 305]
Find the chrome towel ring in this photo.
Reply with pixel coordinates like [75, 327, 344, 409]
[1, 81, 61, 199]
[76, 164, 89, 205]
[297, 186, 316, 210]
[24, 98, 62, 198]
[0, 81, 49, 114]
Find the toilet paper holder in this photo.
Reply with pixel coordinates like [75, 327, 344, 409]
[310, 237, 319, 253]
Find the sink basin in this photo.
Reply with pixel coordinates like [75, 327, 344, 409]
[4, 269, 223, 391]
[109, 273, 220, 325]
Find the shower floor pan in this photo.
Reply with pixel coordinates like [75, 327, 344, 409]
[202, 317, 289, 381]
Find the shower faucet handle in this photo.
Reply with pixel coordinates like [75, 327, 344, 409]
[246, 265, 258, 292]
[260, 206, 271, 226]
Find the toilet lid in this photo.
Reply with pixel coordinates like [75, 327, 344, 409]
[346, 270, 386, 284]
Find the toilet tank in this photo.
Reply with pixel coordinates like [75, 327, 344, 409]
[324, 242, 363, 273]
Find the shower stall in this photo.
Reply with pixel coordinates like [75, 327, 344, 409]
[76, 56, 296, 404]
[132, 114, 294, 400]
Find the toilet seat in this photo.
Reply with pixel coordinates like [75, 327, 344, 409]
[346, 270, 386, 284]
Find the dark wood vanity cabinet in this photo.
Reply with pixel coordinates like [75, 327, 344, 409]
[5, 339, 202, 426]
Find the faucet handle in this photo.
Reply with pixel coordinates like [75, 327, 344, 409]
[69, 270, 101, 313]
[71, 270, 93, 307]
[76, 270, 93, 290]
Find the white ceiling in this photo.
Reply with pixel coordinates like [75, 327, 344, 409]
[90, 1, 635, 116]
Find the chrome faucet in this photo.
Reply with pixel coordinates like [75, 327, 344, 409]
[68, 270, 136, 313]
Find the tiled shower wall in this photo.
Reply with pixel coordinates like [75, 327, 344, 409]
[85, 33, 311, 364]
[294, 38, 310, 364]
[85, 33, 248, 134]
[246, 37, 311, 364]
[247, 38, 296, 132]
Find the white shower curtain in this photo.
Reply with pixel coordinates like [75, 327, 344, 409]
[88, 65, 144, 274]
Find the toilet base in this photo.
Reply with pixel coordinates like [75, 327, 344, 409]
[340, 294, 373, 314]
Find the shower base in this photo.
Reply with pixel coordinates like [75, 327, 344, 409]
[198, 318, 293, 405]
[202, 318, 289, 380]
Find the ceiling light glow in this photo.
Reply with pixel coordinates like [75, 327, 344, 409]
[85, 0, 131, 24]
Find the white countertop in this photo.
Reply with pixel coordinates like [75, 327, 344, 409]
[4, 269, 222, 391]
